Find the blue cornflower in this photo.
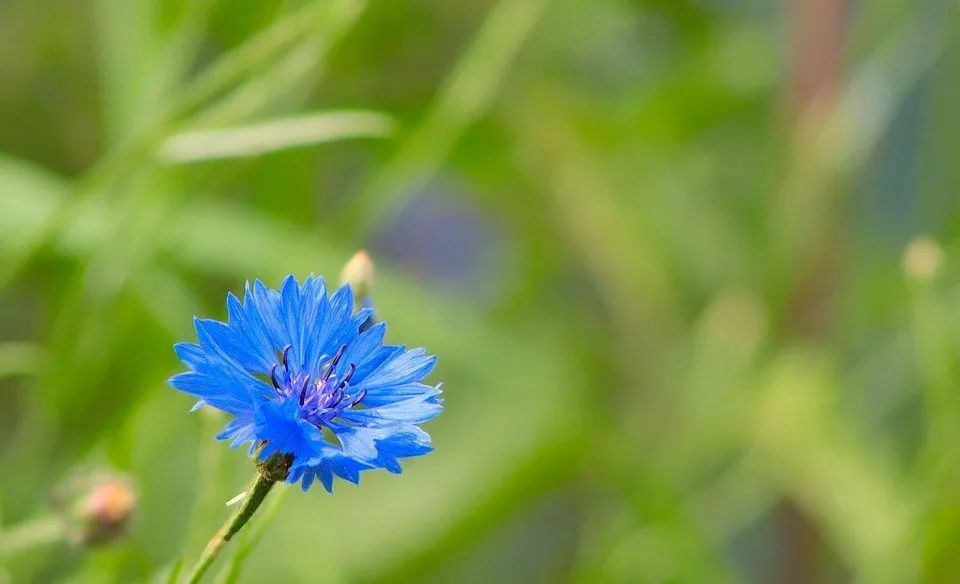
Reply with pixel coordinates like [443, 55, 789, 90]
[169, 275, 442, 491]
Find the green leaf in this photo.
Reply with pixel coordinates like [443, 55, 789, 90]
[159, 111, 394, 163]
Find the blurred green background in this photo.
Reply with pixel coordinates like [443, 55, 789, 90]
[0, 0, 959, 581]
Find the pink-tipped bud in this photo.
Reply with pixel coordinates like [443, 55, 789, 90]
[62, 475, 137, 547]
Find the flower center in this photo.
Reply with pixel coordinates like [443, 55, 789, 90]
[268, 344, 365, 427]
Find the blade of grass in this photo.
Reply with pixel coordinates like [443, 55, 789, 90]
[157, 558, 183, 584]
[160, 111, 393, 163]
[0, 0, 338, 292]
[171, 1, 334, 120]
[340, 0, 553, 237]
[194, 0, 365, 126]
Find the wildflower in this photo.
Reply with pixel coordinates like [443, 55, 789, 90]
[169, 275, 442, 491]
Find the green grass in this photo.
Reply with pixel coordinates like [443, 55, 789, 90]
[0, 0, 958, 581]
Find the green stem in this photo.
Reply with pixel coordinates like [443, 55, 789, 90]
[213, 484, 290, 584]
[183, 473, 277, 584]
[0, 515, 65, 558]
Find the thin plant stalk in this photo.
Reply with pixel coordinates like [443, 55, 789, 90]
[213, 484, 290, 584]
[183, 472, 277, 584]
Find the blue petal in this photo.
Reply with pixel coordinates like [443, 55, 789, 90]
[250, 279, 287, 357]
[193, 317, 269, 385]
[170, 322, 275, 416]
[361, 347, 437, 390]
[316, 464, 334, 492]
[225, 292, 277, 373]
[361, 381, 443, 408]
[169, 370, 258, 415]
[291, 439, 376, 492]
[329, 456, 367, 484]
[303, 454, 373, 491]
[371, 426, 433, 474]
[329, 422, 380, 460]
[215, 416, 257, 450]
[253, 399, 324, 464]
[338, 390, 443, 425]
[339, 322, 393, 381]
[174, 342, 206, 369]
[302, 284, 357, 370]
[299, 469, 315, 491]
[299, 279, 330, 374]
[279, 275, 305, 372]
[328, 422, 433, 475]
[195, 318, 270, 374]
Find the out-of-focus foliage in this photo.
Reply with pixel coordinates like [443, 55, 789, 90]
[0, 0, 958, 581]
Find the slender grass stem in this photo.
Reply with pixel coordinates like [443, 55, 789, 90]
[213, 484, 290, 584]
[183, 472, 277, 584]
[0, 0, 334, 293]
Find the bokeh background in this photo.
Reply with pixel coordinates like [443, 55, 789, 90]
[0, 0, 958, 581]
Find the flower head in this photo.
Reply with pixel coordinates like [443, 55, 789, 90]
[169, 276, 442, 491]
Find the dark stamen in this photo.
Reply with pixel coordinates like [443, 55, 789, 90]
[269, 364, 281, 393]
[298, 376, 310, 406]
[337, 363, 356, 390]
[323, 345, 347, 381]
[351, 388, 367, 406]
[280, 344, 292, 368]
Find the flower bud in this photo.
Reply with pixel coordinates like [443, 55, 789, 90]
[903, 235, 943, 281]
[339, 250, 375, 304]
[58, 474, 136, 548]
